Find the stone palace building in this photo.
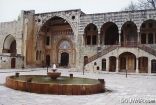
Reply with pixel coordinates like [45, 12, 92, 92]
[0, 9, 156, 73]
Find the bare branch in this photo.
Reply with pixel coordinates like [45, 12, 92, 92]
[124, 0, 156, 11]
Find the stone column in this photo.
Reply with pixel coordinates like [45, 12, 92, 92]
[146, 33, 148, 44]
[153, 32, 155, 44]
[116, 57, 119, 72]
[136, 58, 139, 73]
[106, 58, 109, 72]
[98, 33, 101, 46]
[118, 30, 121, 46]
[148, 59, 151, 74]
[137, 31, 140, 44]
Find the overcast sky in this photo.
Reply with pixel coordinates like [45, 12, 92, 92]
[0, 0, 138, 22]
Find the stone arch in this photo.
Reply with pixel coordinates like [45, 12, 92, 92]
[100, 22, 119, 45]
[140, 19, 156, 44]
[37, 16, 76, 67]
[119, 52, 136, 72]
[40, 15, 76, 35]
[3, 35, 16, 55]
[121, 21, 138, 47]
[83, 22, 100, 32]
[84, 23, 98, 45]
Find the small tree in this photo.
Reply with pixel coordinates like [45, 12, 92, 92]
[124, 0, 156, 11]
[138, 0, 156, 9]
[124, 1, 139, 11]
[147, 0, 156, 9]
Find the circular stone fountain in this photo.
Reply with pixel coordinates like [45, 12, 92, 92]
[47, 64, 61, 80]
[5, 65, 105, 95]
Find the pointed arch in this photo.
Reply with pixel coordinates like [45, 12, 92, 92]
[2, 35, 16, 54]
[39, 16, 74, 36]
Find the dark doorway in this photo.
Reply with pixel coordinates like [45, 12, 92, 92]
[60, 52, 69, 67]
[46, 55, 50, 67]
[102, 59, 106, 71]
[119, 52, 136, 72]
[138, 57, 148, 73]
[11, 58, 16, 68]
[119, 57, 126, 71]
[151, 60, 156, 73]
[109, 56, 116, 72]
[84, 56, 88, 65]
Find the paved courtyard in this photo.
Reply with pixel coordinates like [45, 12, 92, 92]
[0, 68, 156, 105]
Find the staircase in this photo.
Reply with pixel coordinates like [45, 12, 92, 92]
[86, 44, 156, 65]
[87, 45, 118, 64]
[138, 44, 156, 56]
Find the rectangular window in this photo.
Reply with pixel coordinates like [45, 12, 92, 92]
[86, 36, 91, 45]
[148, 33, 153, 44]
[46, 36, 50, 45]
[141, 33, 146, 44]
[92, 35, 97, 45]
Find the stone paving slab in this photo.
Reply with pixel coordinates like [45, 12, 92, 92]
[0, 68, 156, 105]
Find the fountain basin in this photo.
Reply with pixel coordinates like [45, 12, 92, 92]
[5, 75, 105, 95]
[47, 72, 61, 80]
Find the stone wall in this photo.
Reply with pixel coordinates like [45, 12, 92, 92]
[77, 9, 156, 70]
[0, 9, 156, 70]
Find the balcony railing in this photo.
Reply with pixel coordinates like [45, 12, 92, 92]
[121, 41, 138, 47]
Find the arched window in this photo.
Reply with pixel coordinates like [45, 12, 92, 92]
[140, 19, 156, 44]
[100, 22, 119, 45]
[121, 21, 137, 47]
[84, 23, 98, 45]
[59, 41, 71, 49]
